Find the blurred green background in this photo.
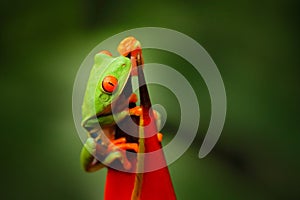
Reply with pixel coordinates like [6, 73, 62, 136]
[1, 0, 299, 199]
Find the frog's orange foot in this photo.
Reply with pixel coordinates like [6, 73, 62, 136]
[111, 137, 126, 145]
[117, 37, 143, 76]
[129, 106, 142, 116]
[157, 133, 163, 142]
[108, 137, 126, 152]
[117, 37, 141, 57]
[116, 143, 139, 153]
[108, 139, 139, 153]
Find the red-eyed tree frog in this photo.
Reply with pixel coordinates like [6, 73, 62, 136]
[80, 51, 143, 172]
[80, 37, 173, 200]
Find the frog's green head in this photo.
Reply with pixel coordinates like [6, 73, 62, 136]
[81, 53, 131, 129]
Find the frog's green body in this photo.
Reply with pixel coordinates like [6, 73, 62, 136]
[80, 52, 139, 172]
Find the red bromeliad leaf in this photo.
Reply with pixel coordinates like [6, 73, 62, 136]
[139, 122, 176, 200]
[104, 37, 176, 200]
[104, 123, 176, 200]
[105, 165, 136, 199]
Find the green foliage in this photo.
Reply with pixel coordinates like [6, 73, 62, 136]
[0, 0, 299, 199]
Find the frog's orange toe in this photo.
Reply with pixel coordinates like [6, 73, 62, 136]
[129, 106, 142, 116]
[112, 137, 126, 144]
[157, 133, 163, 142]
[98, 50, 112, 56]
[114, 143, 139, 153]
[117, 37, 141, 56]
[122, 159, 131, 170]
[129, 93, 138, 103]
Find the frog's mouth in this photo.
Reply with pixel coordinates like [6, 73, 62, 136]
[82, 92, 130, 131]
[82, 111, 111, 131]
[82, 117, 98, 131]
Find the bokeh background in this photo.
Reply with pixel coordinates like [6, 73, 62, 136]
[1, 0, 299, 199]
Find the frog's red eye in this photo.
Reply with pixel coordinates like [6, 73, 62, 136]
[102, 75, 118, 93]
